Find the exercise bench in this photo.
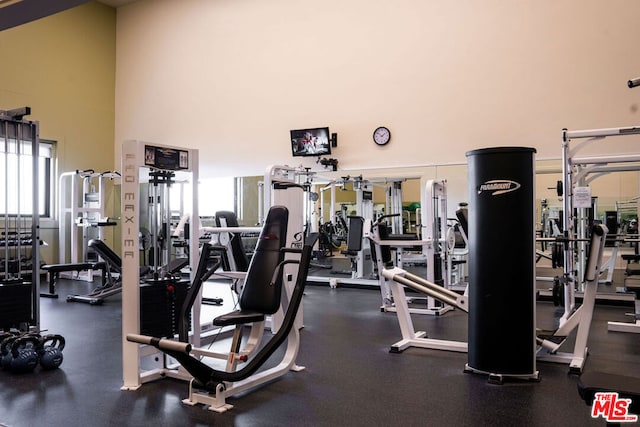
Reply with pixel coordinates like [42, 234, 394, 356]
[578, 371, 640, 421]
[41, 262, 106, 299]
[66, 239, 157, 305]
[608, 254, 640, 333]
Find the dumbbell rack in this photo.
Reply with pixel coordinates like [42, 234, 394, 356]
[0, 107, 40, 331]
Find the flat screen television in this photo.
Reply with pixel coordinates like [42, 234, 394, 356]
[290, 127, 331, 157]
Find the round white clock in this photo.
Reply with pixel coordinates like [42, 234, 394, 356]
[373, 126, 391, 146]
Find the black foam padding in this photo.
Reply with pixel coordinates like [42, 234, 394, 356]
[578, 371, 640, 415]
[215, 211, 250, 272]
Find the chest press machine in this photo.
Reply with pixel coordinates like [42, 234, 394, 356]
[127, 206, 317, 413]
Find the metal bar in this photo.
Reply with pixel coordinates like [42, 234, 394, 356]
[573, 154, 640, 166]
[565, 126, 640, 139]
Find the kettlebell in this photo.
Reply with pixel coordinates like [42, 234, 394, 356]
[10, 335, 41, 373]
[39, 334, 65, 370]
[0, 334, 20, 369]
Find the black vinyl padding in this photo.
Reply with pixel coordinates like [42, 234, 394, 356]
[237, 205, 288, 315]
[213, 206, 289, 327]
[377, 223, 394, 267]
[88, 239, 122, 271]
[42, 262, 99, 273]
[160, 232, 317, 389]
[215, 211, 250, 272]
[456, 205, 469, 238]
[578, 371, 640, 415]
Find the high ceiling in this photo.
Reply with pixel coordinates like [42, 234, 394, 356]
[0, 0, 136, 31]
[98, 0, 137, 6]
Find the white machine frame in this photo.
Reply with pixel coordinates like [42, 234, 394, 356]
[536, 223, 608, 373]
[382, 267, 468, 353]
[372, 179, 457, 315]
[58, 169, 120, 281]
[121, 140, 199, 390]
[561, 125, 640, 324]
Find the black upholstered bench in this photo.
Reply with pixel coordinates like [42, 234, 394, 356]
[41, 262, 106, 298]
[578, 371, 640, 418]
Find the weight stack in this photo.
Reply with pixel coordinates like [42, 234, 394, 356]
[465, 147, 539, 383]
[140, 279, 190, 338]
[0, 281, 33, 329]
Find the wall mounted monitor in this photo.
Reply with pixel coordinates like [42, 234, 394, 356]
[290, 127, 331, 157]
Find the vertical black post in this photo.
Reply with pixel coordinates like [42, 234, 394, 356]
[465, 147, 538, 382]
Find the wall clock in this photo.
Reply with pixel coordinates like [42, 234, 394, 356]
[373, 126, 391, 146]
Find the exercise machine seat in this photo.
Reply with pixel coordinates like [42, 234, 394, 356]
[578, 371, 640, 415]
[128, 230, 318, 392]
[456, 204, 469, 239]
[376, 223, 395, 268]
[341, 216, 364, 256]
[213, 205, 289, 327]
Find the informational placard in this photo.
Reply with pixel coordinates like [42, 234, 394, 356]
[144, 145, 189, 170]
[573, 186, 592, 208]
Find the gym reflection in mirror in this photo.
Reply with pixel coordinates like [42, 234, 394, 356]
[225, 159, 639, 297]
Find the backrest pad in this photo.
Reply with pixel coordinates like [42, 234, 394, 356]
[239, 206, 289, 314]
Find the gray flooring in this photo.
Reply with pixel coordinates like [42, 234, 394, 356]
[0, 276, 638, 426]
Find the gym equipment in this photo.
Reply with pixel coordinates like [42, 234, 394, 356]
[334, 215, 365, 280]
[204, 210, 259, 296]
[465, 147, 539, 383]
[536, 223, 608, 373]
[381, 267, 468, 353]
[214, 210, 250, 272]
[608, 254, 640, 333]
[121, 140, 200, 390]
[127, 230, 317, 413]
[58, 169, 120, 282]
[66, 239, 151, 305]
[0, 108, 40, 331]
[0, 333, 20, 369]
[262, 165, 307, 332]
[10, 335, 41, 373]
[561, 125, 640, 323]
[39, 334, 65, 370]
[40, 261, 106, 298]
[371, 180, 460, 315]
[577, 371, 640, 418]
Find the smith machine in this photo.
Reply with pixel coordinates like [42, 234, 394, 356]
[558, 125, 640, 333]
[0, 107, 41, 333]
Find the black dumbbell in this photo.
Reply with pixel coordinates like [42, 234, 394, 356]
[10, 335, 41, 374]
[39, 334, 65, 370]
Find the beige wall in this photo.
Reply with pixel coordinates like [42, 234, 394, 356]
[115, 0, 640, 181]
[0, 2, 117, 262]
[3, 1, 640, 260]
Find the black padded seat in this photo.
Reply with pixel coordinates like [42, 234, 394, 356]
[213, 312, 265, 327]
[578, 371, 640, 415]
[42, 262, 97, 273]
[211, 205, 289, 328]
[41, 261, 107, 297]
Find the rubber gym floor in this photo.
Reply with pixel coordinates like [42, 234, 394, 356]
[0, 275, 638, 427]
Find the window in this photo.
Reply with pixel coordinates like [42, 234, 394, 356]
[0, 139, 54, 217]
[199, 177, 236, 216]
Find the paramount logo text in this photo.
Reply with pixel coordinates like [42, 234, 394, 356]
[477, 180, 521, 196]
